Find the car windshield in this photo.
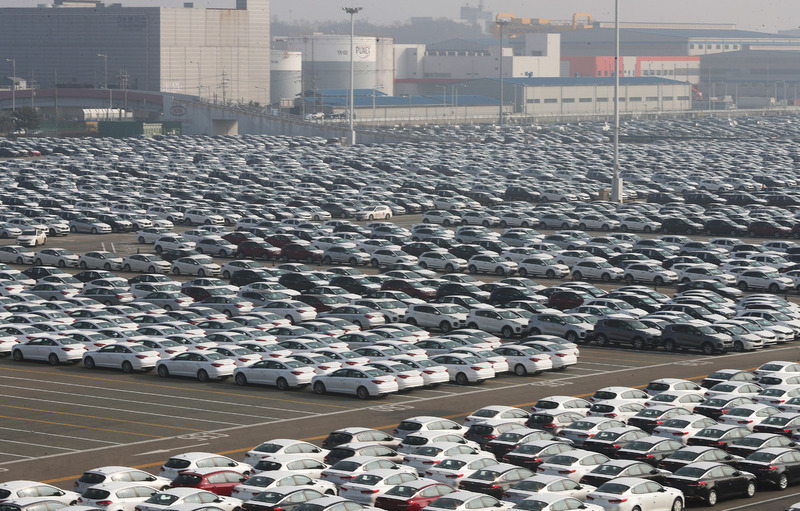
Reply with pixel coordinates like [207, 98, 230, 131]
[245, 476, 277, 487]
[746, 451, 779, 463]
[594, 482, 629, 495]
[144, 494, 180, 505]
[427, 498, 463, 510]
[252, 492, 285, 504]
[544, 455, 578, 466]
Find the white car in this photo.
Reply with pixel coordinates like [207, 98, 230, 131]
[536, 449, 611, 482]
[159, 453, 253, 481]
[155, 350, 236, 381]
[78, 251, 124, 271]
[136, 488, 241, 511]
[122, 254, 171, 273]
[233, 358, 316, 389]
[82, 343, 160, 372]
[467, 254, 518, 276]
[73, 467, 173, 493]
[578, 215, 619, 232]
[585, 477, 684, 511]
[570, 260, 624, 282]
[231, 472, 335, 501]
[365, 361, 425, 391]
[355, 205, 393, 221]
[677, 265, 736, 286]
[517, 257, 570, 279]
[78, 482, 158, 511]
[461, 211, 500, 227]
[34, 247, 79, 267]
[391, 357, 451, 387]
[623, 263, 678, 286]
[369, 249, 417, 268]
[418, 252, 468, 272]
[12, 336, 88, 365]
[322, 246, 370, 266]
[339, 469, 419, 505]
[0, 245, 35, 264]
[311, 366, 399, 399]
[260, 300, 318, 324]
[422, 454, 500, 488]
[195, 236, 237, 257]
[183, 209, 225, 226]
[171, 256, 221, 277]
[154, 235, 196, 252]
[465, 309, 528, 338]
[420, 490, 511, 511]
[16, 228, 47, 247]
[651, 414, 718, 445]
[618, 216, 661, 233]
[0, 481, 81, 505]
[492, 344, 554, 376]
[430, 353, 495, 385]
[736, 269, 793, 292]
[526, 313, 593, 344]
[405, 303, 468, 332]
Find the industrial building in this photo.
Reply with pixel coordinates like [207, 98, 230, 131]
[0, 0, 269, 107]
[562, 56, 700, 83]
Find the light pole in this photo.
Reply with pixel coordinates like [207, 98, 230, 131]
[610, 0, 623, 203]
[496, 18, 510, 125]
[255, 85, 268, 107]
[97, 53, 111, 119]
[5, 58, 15, 112]
[343, 6, 362, 145]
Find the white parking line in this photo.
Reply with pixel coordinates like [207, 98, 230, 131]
[722, 490, 800, 510]
[0, 426, 120, 445]
[0, 452, 32, 459]
[0, 439, 77, 451]
[0, 376, 312, 415]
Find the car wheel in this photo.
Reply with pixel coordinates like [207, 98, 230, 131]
[518, 268, 528, 277]
[545, 269, 556, 279]
[732, 340, 746, 352]
[565, 331, 578, 343]
[79, 261, 88, 269]
[778, 473, 789, 490]
[776, 231, 783, 238]
[423, 218, 430, 223]
[738, 281, 749, 291]
[750, 231, 757, 237]
[197, 269, 206, 277]
[349, 257, 358, 266]
[654, 276, 665, 286]
[313, 381, 326, 394]
[157, 365, 169, 377]
[601, 224, 610, 232]
[48, 353, 59, 366]
[91, 227, 98, 234]
[671, 499, 682, 511]
[455, 372, 469, 385]
[197, 369, 210, 382]
[322, 256, 332, 265]
[15, 257, 22, 264]
[223, 270, 231, 279]
[70, 226, 77, 233]
[632, 337, 645, 350]
[12, 350, 23, 361]
[578, 223, 587, 230]
[58, 260, 66, 268]
[368, 215, 374, 221]
[572, 271, 583, 280]
[685, 228, 694, 235]
[706, 490, 717, 506]
[276, 377, 289, 390]
[137, 236, 146, 244]
[123, 264, 132, 272]
[155, 245, 163, 253]
[538, 222, 547, 229]
[664, 339, 676, 352]
[35, 258, 42, 265]
[501, 326, 514, 339]
[623, 274, 634, 285]
[499, 220, 508, 228]
[442, 219, 450, 226]
[285, 315, 295, 324]
[444, 263, 454, 273]
[103, 263, 112, 271]
[440, 321, 452, 332]
[356, 386, 371, 399]
[353, 320, 362, 329]
[769, 283, 780, 293]
[307, 256, 316, 264]
[121, 361, 134, 373]
[467, 322, 479, 330]
[529, 327, 542, 335]
[235, 373, 248, 386]
[601, 273, 612, 282]
[163, 304, 172, 311]
[595, 333, 609, 346]
[495, 267, 506, 276]
[468, 265, 478, 274]
[643, 225, 652, 233]
[84, 357, 95, 369]
[406, 317, 417, 326]
[371, 259, 380, 268]
[514, 364, 527, 376]
[173, 268, 181, 276]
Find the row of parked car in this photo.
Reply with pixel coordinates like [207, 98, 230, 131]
[9, 366, 800, 511]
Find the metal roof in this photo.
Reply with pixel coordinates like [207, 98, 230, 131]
[306, 94, 499, 107]
[499, 77, 686, 86]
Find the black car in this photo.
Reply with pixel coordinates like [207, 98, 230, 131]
[330, 275, 380, 296]
[737, 447, 800, 489]
[694, 397, 756, 420]
[727, 432, 799, 457]
[402, 242, 442, 257]
[501, 440, 574, 470]
[458, 464, 534, 498]
[485, 428, 559, 458]
[627, 406, 692, 433]
[464, 421, 524, 449]
[666, 461, 756, 506]
[615, 437, 685, 466]
[230, 268, 281, 287]
[752, 413, 800, 437]
[705, 219, 748, 236]
[21, 266, 65, 280]
[436, 282, 490, 302]
[661, 217, 704, 235]
[657, 446, 740, 473]
[489, 286, 541, 306]
[449, 244, 489, 261]
[159, 248, 201, 263]
[687, 424, 751, 449]
[582, 427, 650, 458]
[278, 273, 325, 292]
[579, 459, 670, 487]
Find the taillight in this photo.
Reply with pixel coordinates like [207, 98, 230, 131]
[61, 347, 73, 351]
[211, 362, 225, 367]
[136, 355, 148, 359]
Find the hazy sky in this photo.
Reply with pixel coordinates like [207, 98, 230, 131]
[0, 0, 795, 34]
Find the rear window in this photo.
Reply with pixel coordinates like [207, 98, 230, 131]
[173, 474, 203, 485]
[253, 460, 283, 472]
[385, 485, 419, 497]
[329, 448, 355, 459]
[164, 458, 192, 469]
[646, 382, 670, 392]
[533, 400, 559, 410]
[82, 489, 111, 500]
[468, 425, 495, 435]
[397, 421, 423, 432]
[78, 473, 106, 485]
[403, 436, 428, 446]
[144, 494, 179, 505]
[329, 460, 360, 471]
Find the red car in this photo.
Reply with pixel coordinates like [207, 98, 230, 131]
[169, 468, 249, 496]
[748, 221, 792, 238]
[236, 240, 281, 260]
[266, 234, 302, 248]
[374, 480, 454, 511]
[546, 290, 590, 310]
[381, 279, 436, 301]
[222, 232, 258, 246]
[281, 243, 323, 263]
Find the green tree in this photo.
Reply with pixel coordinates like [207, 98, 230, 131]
[12, 106, 40, 133]
[0, 110, 12, 135]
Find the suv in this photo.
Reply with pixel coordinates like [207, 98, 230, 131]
[661, 218, 704, 235]
[661, 323, 733, 355]
[405, 303, 468, 332]
[592, 318, 663, 350]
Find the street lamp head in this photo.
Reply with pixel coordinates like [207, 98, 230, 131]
[342, 6, 362, 14]
[97, 53, 106, 57]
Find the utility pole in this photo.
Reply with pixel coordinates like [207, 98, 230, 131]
[97, 53, 110, 119]
[5, 58, 15, 112]
[610, 0, 623, 203]
[496, 19, 510, 125]
[119, 68, 129, 111]
[343, 6, 362, 145]
[220, 70, 229, 104]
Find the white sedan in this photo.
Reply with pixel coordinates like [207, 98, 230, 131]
[390, 356, 450, 387]
[585, 477, 684, 511]
[492, 344, 553, 376]
[171, 256, 221, 277]
[311, 366, 399, 399]
[122, 254, 171, 273]
[258, 300, 317, 324]
[370, 249, 418, 267]
[339, 469, 420, 505]
[0, 245, 35, 264]
[365, 361, 425, 391]
[233, 358, 316, 389]
[468, 254, 518, 276]
[623, 263, 678, 285]
[430, 353, 495, 385]
[135, 488, 242, 511]
[518, 257, 570, 279]
[155, 350, 236, 381]
[34, 248, 80, 267]
[83, 343, 159, 372]
[78, 251, 124, 271]
[12, 336, 87, 365]
[618, 216, 661, 233]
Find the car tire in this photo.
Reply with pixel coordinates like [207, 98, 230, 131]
[173, 268, 181, 275]
[349, 257, 358, 266]
[769, 283, 780, 293]
[58, 260, 66, 268]
[371, 259, 380, 268]
[79, 261, 87, 269]
[467, 322, 479, 330]
[157, 365, 169, 377]
[197, 269, 206, 277]
[595, 333, 609, 346]
[501, 326, 514, 339]
[15, 257, 22, 264]
[35, 258, 42, 265]
[322, 256, 332, 265]
[235, 373, 248, 386]
[664, 339, 676, 352]
[632, 337, 645, 350]
[91, 228, 98, 235]
[468, 265, 478, 274]
[285, 315, 295, 324]
[514, 364, 527, 376]
[123, 264, 132, 272]
[495, 267, 506, 276]
[624, 275, 634, 285]
[545, 270, 556, 279]
[671, 499, 682, 511]
[406, 317, 418, 326]
[738, 281, 748, 291]
[778, 473, 789, 490]
[313, 381, 326, 394]
[572, 271, 583, 280]
[70, 226, 77, 233]
[353, 320, 362, 329]
[565, 331, 578, 343]
[706, 490, 717, 506]
[197, 369, 210, 382]
[750, 231, 757, 237]
[654, 276, 664, 286]
[529, 327, 542, 335]
[518, 268, 528, 277]
[138, 236, 146, 244]
[164, 305, 172, 311]
[12, 350, 23, 361]
[121, 361, 134, 373]
[276, 377, 289, 390]
[440, 321, 452, 332]
[223, 271, 231, 279]
[444, 263, 454, 273]
[455, 372, 469, 385]
[686, 228, 694, 235]
[733, 341, 745, 352]
[84, 357, 95, 369]
[745, 481, 756, 497]
[601, 273, 612, 282]
[48, 353, 59, 366]
[578, 223, 587, 230]
[356, 386, 371, 399]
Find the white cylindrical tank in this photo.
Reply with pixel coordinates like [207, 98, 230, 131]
[288, 34, 378, 91]
[270, 49, 302, 105]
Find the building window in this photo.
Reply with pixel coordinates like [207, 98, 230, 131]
[543, 98, 558, 104]
[597, 71, 602, 76]
[562, 98, 575, 103]
[629, 97, 642, 102]
[668, 69, 674, 75]
[646, 97, 658, 101]
[733, 44, 739, 49]
[677, 96, 690, 100]
[698, 44, 704, 49]
[689, 43, 695, 49]
[597, 97, 608, 102]
[724, 45, 729, 49]
[579, 97, 592, 102]
[662, 96, 673, 101]
[716, 44, 721, 49]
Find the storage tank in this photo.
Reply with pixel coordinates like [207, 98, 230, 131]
[270, 49, 302, 106]
[288, 34, 378, 92]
